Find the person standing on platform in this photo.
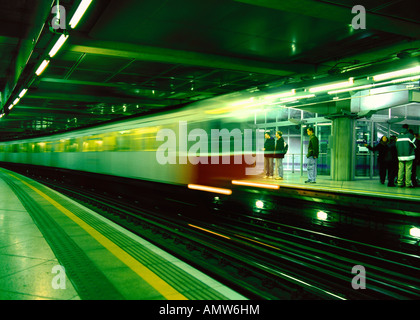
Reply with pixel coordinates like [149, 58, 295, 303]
[387, 135, 398, 187]
[263, 130, 275, 178]
[274, 131, 286, 180]
[396, 124, 416, 188]
[409, 130, 419, 187]
[364, 135, 390, 185]
[305, 127, 319, 183]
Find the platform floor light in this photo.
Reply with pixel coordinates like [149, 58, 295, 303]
[410, 227, 420, 238]
[317, 211, 328, 221]
[255, 200, 264, 209]
[69, 0, 93, 29]
[373, 66, 420, 81]
[232, 180, 280, 190]
[18, 89, 28, 98]
[49, 34, 69, 57]
[309, 78, 354, 93]
[188, 184, 232, 195]
[35, 60, 50, 76]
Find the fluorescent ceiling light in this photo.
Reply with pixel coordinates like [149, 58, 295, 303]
[206, 98, 265, 114]
[328, 84, 373, 94]
[231, 97, 255, 106]
[282, 93, 315, 101]
[13, 98, 20, 105]
[18, 89, 28, 98]
[280, 97, 298, 103]
[309, 78, 354, 93]
[69, 0, 93, 28]
[390, 74, 420, 84]
[8, 104, 14, 110]
[35, 60, 50, 76]
[264, 89, 296, 100]
[373, 66, 420, 81]
[49, 34, 69, 57]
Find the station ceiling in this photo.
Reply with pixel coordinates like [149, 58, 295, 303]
[0, 0, 419, 140]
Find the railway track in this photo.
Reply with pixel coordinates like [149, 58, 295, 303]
[28, 173, 420, 300]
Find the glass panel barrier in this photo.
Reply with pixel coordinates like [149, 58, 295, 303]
[355, 120, 372, 177]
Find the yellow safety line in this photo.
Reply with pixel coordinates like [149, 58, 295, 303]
[5, 171, 187, 300]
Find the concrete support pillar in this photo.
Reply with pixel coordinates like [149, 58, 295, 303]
[331, 99, 355, 181]
[331, 117, 355, 181]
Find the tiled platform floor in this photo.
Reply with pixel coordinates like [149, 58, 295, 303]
[0, 169, 247, 300]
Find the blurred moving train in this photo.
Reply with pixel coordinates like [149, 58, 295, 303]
[0, 92, 266, 188]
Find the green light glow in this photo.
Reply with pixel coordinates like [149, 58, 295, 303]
[409, 227, 420, 238]
[255, 200, 264, 209]
[317, 211, 328, 221]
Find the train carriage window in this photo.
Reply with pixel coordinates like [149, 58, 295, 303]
[82, 136, 92, 152]
[65, 138, 81, 152]
[129, 127, 156, 151]
[82, 135, 103, 152]
[65, 139, 72, 152]
[53, 140, 64, 152]
[102, 132, 116, 151]
[34, 142, 46, 153]
[94, 139, 103, 152]
[45, 142, 53, 152]
[19, 143, 29, 153]
[130, 129, 142, 151]
[144, 127, 160, 151]
[116, 130, 131, 151]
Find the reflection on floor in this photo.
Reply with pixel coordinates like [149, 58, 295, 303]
[247, 171, 420, 202]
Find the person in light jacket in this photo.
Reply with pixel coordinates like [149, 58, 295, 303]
[274, 131, 286, 180]
[396, 124, 416, 188]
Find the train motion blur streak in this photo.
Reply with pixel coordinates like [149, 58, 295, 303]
[0, 93, 265, 187]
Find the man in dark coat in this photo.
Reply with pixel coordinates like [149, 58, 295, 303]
[305, 127, 319, 183]
[263, 130, 275, 178]
[365, 135, 390, 185]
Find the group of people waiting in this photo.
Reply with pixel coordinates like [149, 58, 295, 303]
[263, 127, 318, 183]
[262, 124, 418, 188]
[365, 124, 418, 188]
[263, 130, 288, 180]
